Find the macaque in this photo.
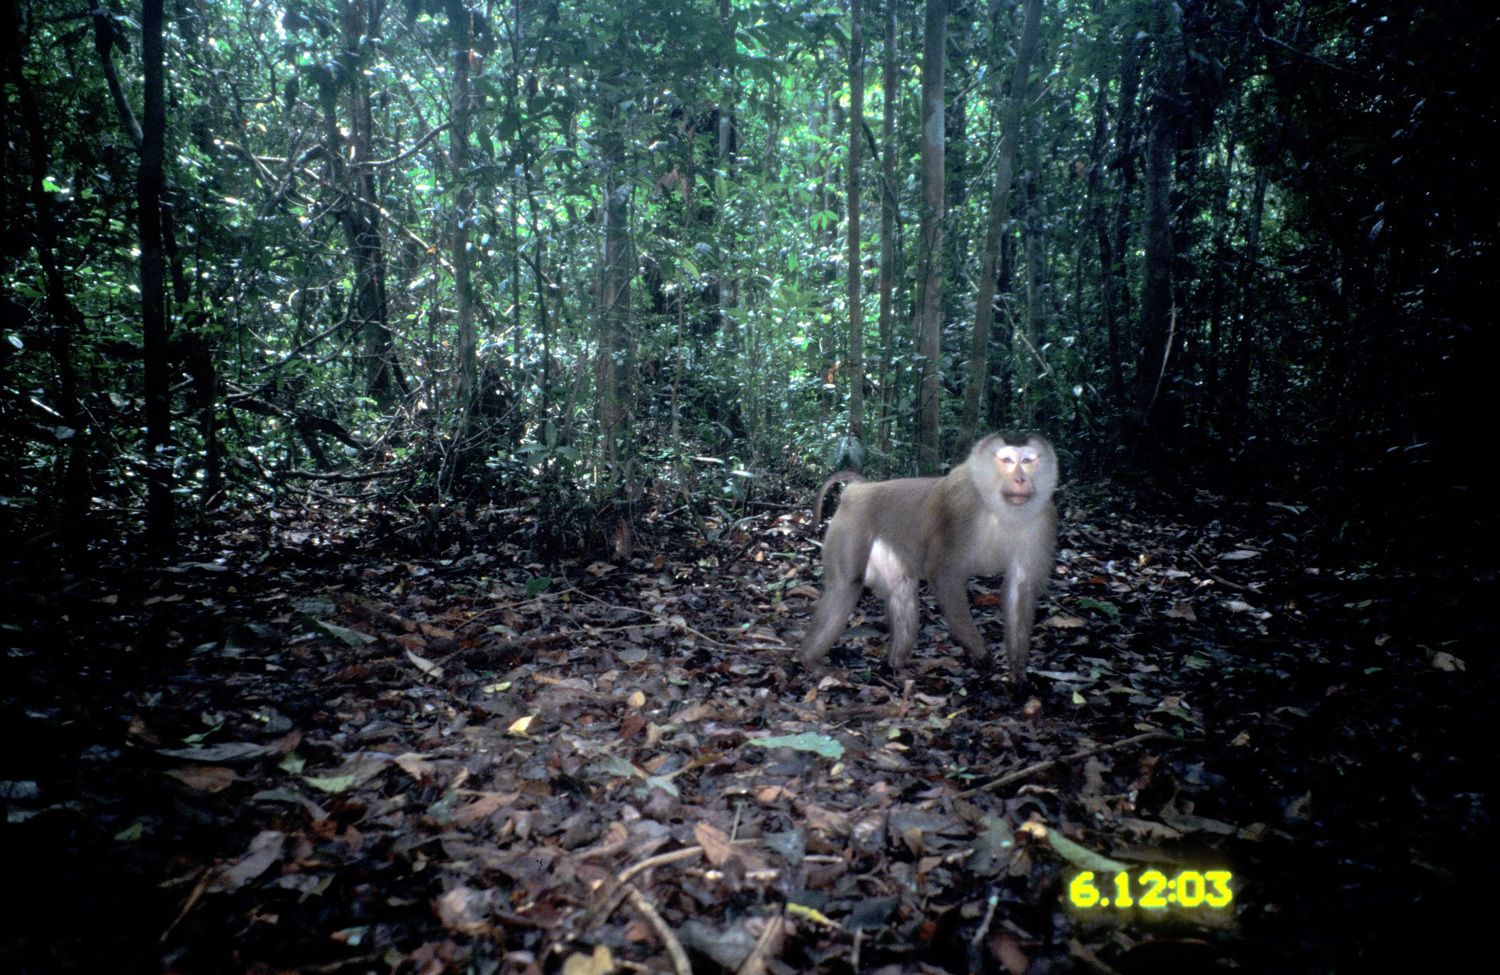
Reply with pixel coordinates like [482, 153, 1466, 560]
[799, 433, 1058, 680]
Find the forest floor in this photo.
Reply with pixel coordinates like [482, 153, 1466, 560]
[1, 485, 1490, 975]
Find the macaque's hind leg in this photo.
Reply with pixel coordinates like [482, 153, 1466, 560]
[932, 575, 990, 667]
[798, 578, 863, 674]
[865, 540, 920, 673]
[884, 578, 920, 673]
[1002, 568, 1041, 682]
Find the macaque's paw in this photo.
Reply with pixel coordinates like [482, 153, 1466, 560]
[797, 651, 832, 677]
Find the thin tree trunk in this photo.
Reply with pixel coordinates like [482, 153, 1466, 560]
[846, 0, 865, 446]
[1137, 8, 1184, 422]
[330, 3, 401, 410]
[93, 10, 143, 148]
[876, 0, 899, 454]
[986, 231, 1014, 431]
[818, 84, 838, 423]
[1226, 170, 1267, 433]
[961, 0, 1042, 445]
[596, 53, 633, 491]
[447, 1, 478, 418]
[1087, 77, 1126, 406]
[14, 27, 91, 533]
[1202, 119, 1239, 389]
[912, 0, 947, 471]
[509, 0, 525, 376]
[1110, 30, 1143, 354]
[1019, 120, 1044, 425]
[513, 0, 555, 423]
[670, 179, 713, 540]
[140, 0, 173, 547]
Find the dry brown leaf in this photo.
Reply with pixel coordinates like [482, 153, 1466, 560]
[991, 932, 1030, 975]
[1166, 600, 1198, 621]
[801, 804, 851, 835]
[210, 830, 285, 893]
[393, 752, 437, 782]
[405, 648, 444, 678]
[165, 765, 237, 793]
[560, 944, 615, 975]
[435, 885, 493, 935]
[694, 821, 734, 866]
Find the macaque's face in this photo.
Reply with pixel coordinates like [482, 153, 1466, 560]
[993, 441, 1046, 504]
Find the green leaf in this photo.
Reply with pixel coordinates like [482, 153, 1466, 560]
[304, 773, 358, 793]
[1045, 828, 1130, 873]
[644, 775, 680, 797]
[315, 619, 377, 646]
[749, 733, 844, 759]
[114, 821, 147, 842]
[595, 754, 640, 778]
[1074, 597, 1120, 618]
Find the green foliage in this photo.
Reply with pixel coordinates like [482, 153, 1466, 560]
[0, 0, 1487, 544]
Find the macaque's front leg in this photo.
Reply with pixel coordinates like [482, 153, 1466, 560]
[932, 574, 990, 667]
[1002, 566, 1041, 682]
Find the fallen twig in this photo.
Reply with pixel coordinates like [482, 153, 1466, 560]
[160, 864, 214, 943]
[624, 883, 693, 975]
[734, 913, 787, 975]
[616, 839, 759, 886]
[954, 731, 1175, 799]
[560, 586, 727, 647]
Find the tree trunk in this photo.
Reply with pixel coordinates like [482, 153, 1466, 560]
[846, 0, 865, 445]
[597, 97, 633, 488]
[1019, 119, 1044, 425]
[942, 32, 969, 299]
[1110, 29, 1143, 355]
[986, 230, 1015, 431]
[140, 0, 173, 547]
[912, 0, 947, 471]
[14, 28, 91, 534]
[961, 0, 1042, 445]
[876, 0, 900, 454]
[1226, 170, 1267, 434]
[715, 0, 740, 353]
[511, 0, 556, 429]
[332, 2, 401, 410]
[447, 1, 478, 418]
[1087, 77, 1126, 407]
[1137, 7, 1184, 423]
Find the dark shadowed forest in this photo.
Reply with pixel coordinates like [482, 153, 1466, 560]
[2, 1, 1493, 973]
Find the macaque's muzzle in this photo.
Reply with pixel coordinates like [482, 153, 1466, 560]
[1001, 475, 1033, 503]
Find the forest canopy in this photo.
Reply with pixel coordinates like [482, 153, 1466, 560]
[1, 0, 1492, 553]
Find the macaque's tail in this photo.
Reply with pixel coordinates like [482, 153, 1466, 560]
[810, 471, 869, 528]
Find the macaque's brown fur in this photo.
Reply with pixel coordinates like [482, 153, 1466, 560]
[800, 433, 1058, 679]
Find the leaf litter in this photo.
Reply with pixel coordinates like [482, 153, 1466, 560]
[0, 490, 1489, 973]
